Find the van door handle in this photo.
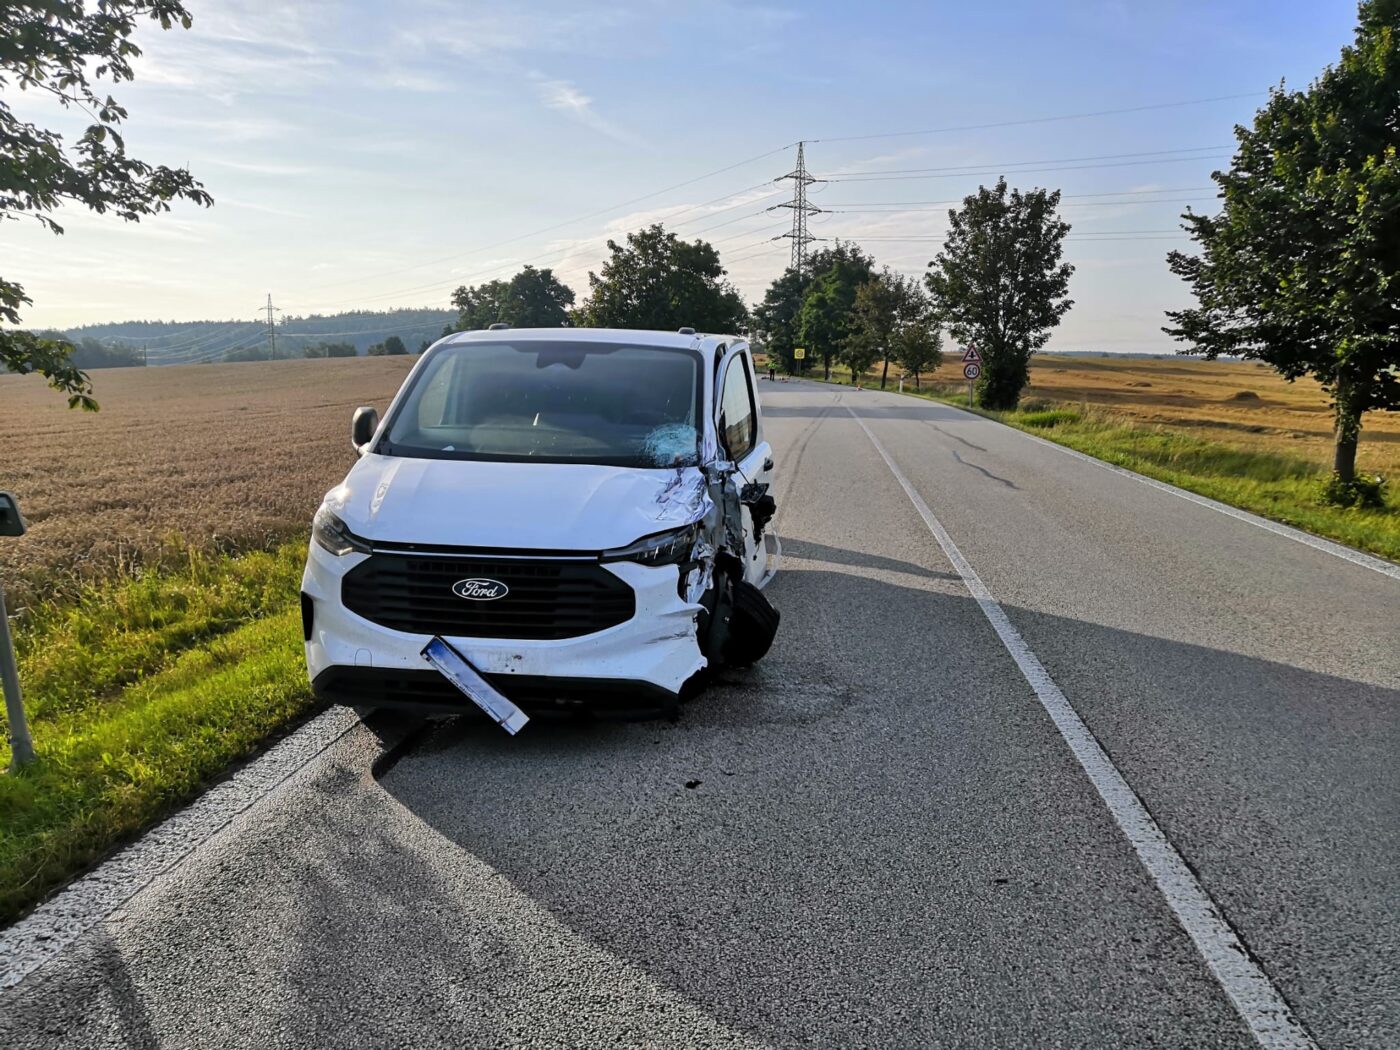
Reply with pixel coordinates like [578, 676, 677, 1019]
[763, 457, 774, 471]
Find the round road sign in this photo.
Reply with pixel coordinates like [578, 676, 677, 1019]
[963, 362, 982, 380]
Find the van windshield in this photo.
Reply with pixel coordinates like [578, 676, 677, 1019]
[379, 341, 704, 468]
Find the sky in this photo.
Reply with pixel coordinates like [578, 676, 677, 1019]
[4, 0, 1365, 352]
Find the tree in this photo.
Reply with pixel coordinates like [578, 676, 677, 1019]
[925, 178, 1073, 410]
[451, 266, 575, 331]
[1165, 0, 1400, 504]
[847, 269, 922, 389]
[895, 316, 943, 389]
[64, 336, 143, 369]
[304, 341, 356, 358]
[579, 224, 746, 332]
[450, 279, 511, 331]
[840, 322, 883, 383]
[505, 265, 574, 327]
[224, 345, 271, 363]
[755, 242, 873, 374]
[382, 335, 407, 356]
[846, 270, 943, 389]
[1, 2, 212, 409]
[797, 244, 877, 380]
[365, 342, 387, 357]
[752, 267, 807, 373]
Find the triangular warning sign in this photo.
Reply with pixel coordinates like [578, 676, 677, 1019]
[962, 347, 981, 364]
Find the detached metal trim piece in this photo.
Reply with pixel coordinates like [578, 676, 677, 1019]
[421, 637, 529, 735]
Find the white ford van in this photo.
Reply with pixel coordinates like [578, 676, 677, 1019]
[301, 327, 780, 721]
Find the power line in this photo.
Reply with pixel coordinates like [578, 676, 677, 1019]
[148, 320, 266, 359]
[815, 145, 1229, 180]
[822, 153, 1231, 184]
[846, 230, 1184, 241]
[98, 318, 245, 346]
[808, 91, 1263, 144]
[310, 180, 791, 311]
[827, 186, 1215, 208]
[296, 145, 796, 296]
[831, 199, 1206, 213]
[709, 220, 791, 247]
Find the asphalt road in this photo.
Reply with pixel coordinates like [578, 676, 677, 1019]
[2, 380, 1396, 1049]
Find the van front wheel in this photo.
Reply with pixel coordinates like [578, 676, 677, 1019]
[723, 578, 780, 667]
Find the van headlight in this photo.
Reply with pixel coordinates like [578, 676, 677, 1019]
[312, 506, 371, 557]
[601, 523, 700, 566]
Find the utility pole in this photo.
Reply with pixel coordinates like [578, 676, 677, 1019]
[770, 141, 826, 280]
[261, 293, 282, 359]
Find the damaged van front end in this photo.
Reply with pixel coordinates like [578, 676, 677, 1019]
[301, 328, 779, 724]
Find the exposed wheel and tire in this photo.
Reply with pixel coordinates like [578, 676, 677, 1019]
[722, 578, 780, 666]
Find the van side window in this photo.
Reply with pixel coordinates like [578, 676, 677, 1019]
[719, 353, 757, 459]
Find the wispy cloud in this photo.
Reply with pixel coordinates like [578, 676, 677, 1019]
[371, 70, 454, 93]
[393, 4, 633, 59]
[533, 76, 642, 145]
[133, 0, 348, 101]
[207, 159, 318, 177]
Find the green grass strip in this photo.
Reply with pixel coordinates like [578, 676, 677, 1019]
[805, 373, 1400, 563]
[0, 549, 314, 924]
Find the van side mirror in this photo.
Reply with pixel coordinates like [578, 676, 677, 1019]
[0, 492, 26, 537]
[351, 407, 379, 453]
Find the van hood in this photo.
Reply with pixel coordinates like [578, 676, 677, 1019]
[324, 454, 710, 551]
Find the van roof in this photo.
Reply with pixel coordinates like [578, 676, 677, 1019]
[443, 327, 742, 358]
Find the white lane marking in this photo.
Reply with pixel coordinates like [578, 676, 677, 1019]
[847, 406, 1318, 1050]
[0, 707, 359, 991]
[922, 393, 1400, 582]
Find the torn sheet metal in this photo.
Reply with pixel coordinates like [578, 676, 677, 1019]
[684, 539, 716, 605]
[654, 466, 713, 523]
[421, 636, 529, 734]
[705, 460, 747, 555]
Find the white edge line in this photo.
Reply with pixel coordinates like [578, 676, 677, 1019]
[0, 707, 359, 991]
[925, 392, 1400, 582]
[846, 405, 1318, 1050]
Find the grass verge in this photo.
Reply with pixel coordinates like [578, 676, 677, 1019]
[801, 372, 1400, 564]
[0, 543, 313, 924]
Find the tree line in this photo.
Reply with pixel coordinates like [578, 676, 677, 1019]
[445, 182, 1072, 413]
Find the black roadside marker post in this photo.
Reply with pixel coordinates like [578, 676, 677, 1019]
[0, 492, 35, 769]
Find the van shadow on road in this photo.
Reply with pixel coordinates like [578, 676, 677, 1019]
[372, 569, 1398, 1050]
[777, 538, 959, 582]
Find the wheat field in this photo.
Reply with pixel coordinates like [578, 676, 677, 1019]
[910, 354, 1400, 478]
[0, 357, 415, 608]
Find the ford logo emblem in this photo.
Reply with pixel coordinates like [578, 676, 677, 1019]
[452, 578, 509, 601]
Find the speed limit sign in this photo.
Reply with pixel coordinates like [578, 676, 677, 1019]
[963, 362, 982, 380]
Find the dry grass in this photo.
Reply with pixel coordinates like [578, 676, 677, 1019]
[0, 358, 416, 609]
[910, 354, 1400, 479]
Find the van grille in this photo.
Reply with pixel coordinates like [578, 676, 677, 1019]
[341, 554, 635, 640]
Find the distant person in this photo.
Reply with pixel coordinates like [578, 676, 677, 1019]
[768, 361, 777, 382]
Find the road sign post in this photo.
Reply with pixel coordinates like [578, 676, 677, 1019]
[793, 346, 805, 377]
[0, 492, 34, 770]
[961, 347, 982, 407]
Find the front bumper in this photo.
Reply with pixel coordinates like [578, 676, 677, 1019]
[301, 542, 709, 715]
[311, 666, 685, 719]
